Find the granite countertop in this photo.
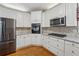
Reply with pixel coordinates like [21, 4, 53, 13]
[63, 36, 79, 44]
[42, 32, 79, 44]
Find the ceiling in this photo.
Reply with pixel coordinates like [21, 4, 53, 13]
[0, 3, 59, 12]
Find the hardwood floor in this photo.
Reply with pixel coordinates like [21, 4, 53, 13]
[8, 45, 56, 56]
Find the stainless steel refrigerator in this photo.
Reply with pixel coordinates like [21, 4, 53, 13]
[0, 17, 16, 55]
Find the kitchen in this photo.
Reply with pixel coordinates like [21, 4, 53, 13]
[0, 3, 79, 56]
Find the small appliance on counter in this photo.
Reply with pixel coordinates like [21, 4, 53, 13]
[31, 23, 41, 34]
[0, 17, 16, 55]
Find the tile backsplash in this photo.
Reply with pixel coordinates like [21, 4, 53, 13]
[16, 28, 31, 35]
[42, 27, 78, 34]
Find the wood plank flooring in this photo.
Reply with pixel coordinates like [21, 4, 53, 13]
[8, 45, 56, 56]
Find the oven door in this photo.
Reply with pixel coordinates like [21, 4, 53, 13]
[32, 23, 40, 34]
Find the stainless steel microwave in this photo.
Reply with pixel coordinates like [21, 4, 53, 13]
[50, 16, 66, 26]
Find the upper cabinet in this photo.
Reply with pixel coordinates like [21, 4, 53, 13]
[42, 11, 50, 27]
[66, 3, 77, 26]
[42, 4, 65, 27]
[42, 3, 77, 27]
[16, 12, 31, 27]
[16, 12, 24, 27]
[23, 13, 31, 27]
[50, 3, 65, 18]
[31, 11, 42, 23]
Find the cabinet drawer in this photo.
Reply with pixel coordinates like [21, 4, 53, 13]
[65, 41, 73, 56]
[72, 46, 79, 56]
[72, 43, 79, 48]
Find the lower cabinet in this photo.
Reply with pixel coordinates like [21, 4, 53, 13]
[16, 34, 79, 56]
[16, 35, 32, 49]
[65, 41, 79, 56]
[31, 34, 42, 45]
[43, 35, 65, 56]
[16, 34, 42, 49]
[16, 36, 22, 48]
[64, 41, 73, 56]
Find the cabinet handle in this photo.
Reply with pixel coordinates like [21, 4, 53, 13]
[72, 44, 74, 46]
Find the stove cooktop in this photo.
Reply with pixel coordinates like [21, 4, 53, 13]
[48, 33, 66, 38]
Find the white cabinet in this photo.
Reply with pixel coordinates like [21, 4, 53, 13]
[16, 36, 24, 49]
[57, 4, 65, 17]
[23, 13, 31, 27]
[31, 11, 42, 23]
[72, 43, 79, 56]
[57, 39, 64, 51]
[65, 41, 73, 56]
[42, 35, 65, 56]
[50, 3, 65, 18]
[42, 35, 49, 48]
[31, 34, 42, 45]
[16, 12, 24, 27]
[66, 3, 77, 26]
[65, 41, 79, 56]
[42, 11, 50, 27]
[42, 4, 65, 27]
[16, 12, 31, 27]
[42, 3, 77, 27]
[16, 35, 32, 49]
[23, 35, 32, 46]
[42, 12, 45, 27]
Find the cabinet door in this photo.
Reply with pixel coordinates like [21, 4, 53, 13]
[57, 4, 65, 17]
[31, 11, 42, 23]
[16, 36, 21, 48]
[57, 39, 64, 51]
[48, 37, 58, 48]
[23, 35, 30, 46]
[65, 41, 73, 56]
[42, 35, 49, 48]
[71, 43, 79, 56]
[66, 3, 77, 26]
[16, 12, 24, 27]
[31, 34, 42, 44]
[23, 13, 31, 27]
[44, 11, 50, 27]
[42, 12, 45, 27]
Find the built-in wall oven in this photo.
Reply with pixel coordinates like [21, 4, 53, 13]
[31, 23, 41, 34]
[50, 16, 66, 26]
